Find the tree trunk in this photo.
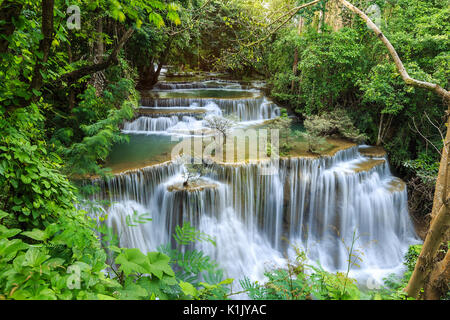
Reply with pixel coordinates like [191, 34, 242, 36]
[291, 17, 304, 91]
[405, 108, 450, 299]
[405, 185, 449, 298]
[137, 41, 172, 90]
[137, 65, 161, 90]
[97, 17, 104, 62]
[376, 113, 384, 146]
[0, 0, 23, 56]
[30, 0, 55, 92]
[424, 250, 450, 299]
[325, 0, 343, 31]
[89, 16, 105, 96]
[291, 48, 299, 92]
[317, 10, 323, 33]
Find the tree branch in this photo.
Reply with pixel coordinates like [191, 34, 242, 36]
[338, 0, 450, 105]
[58, 28, 134, 83]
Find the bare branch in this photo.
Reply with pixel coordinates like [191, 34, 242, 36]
[410, 117, 442, 156]
[424, 111, 447, 153]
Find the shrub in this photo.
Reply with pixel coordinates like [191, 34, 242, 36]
[303, 109, 368, 143]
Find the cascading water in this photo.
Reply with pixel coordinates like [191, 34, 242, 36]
[138, 96, 279, 121]
[92, 79, 419, 296]
[123, 116, 198, 134]
[124, 86, 280, 136]
[153, 80, 243, 90]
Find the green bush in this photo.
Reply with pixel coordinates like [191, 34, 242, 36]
[303, 109, 368, 143]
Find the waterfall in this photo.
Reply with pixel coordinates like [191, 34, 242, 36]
[92, 145, 418, 286]
[280, 148, 417, 278]
[139, 97, 279, 122]
[123, 116, 179, 132]
[92, 161, 181, 207]
[123, 116, 197, 134]
[127, 95, 280, 135]
[92, 79, 419, 293]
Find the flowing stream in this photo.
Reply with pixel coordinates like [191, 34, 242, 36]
[91, 77, 419, 294]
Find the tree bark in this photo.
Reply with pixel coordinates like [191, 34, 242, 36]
[137, 65, 162, 90]
[424, 250, 450, 299]
[137, 41, 172, 90]
[431, 112, 450, 221]
[376, 113, 384, 146]
[97, 17, 104, 62]
[291, 17, 304, 92]
[30, 0, 55, 92]
[0, 0, 23, 56]
[317, 10, 323, 33]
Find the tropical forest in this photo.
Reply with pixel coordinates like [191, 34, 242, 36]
[0, 0, 449, 303]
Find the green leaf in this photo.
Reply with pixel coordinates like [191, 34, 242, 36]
[115, 248, 150, 276]
[147, 252, 175, 278]
[0, 225, 22, 239]
[23, 247, 50, 267]
[0, 210, 9, 220]
[179, 281, 198, 297]
[20, 174, 32, 184]
[199, 282, 216, 290]
[0, 238, 29, 261]
[219, 278, 234, 286]
[117, 282, 148, 300]
[22, 229, 48, 241]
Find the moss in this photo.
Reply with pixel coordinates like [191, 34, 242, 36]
[359, 146, 386, 158]
[387, 177, 406, 193]
[353, 159, 386, 173]
[285, 138, 356, 158]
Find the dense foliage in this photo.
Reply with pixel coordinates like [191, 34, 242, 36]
[0, 0, 447, 300]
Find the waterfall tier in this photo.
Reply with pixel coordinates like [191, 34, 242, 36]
[93, 145, 418, 285]
[139, 97, 279, 122]
[123, 116, 198, 133]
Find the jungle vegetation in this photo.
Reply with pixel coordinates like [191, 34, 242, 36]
[0, 0, 448, 300]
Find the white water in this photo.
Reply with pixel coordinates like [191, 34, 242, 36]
[123, 116, 198, 133]
[93, 147, 418, 289]
[92, 80, 419, 295]
[141, 97, 280, 121]
[124, 90, 280, 135]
